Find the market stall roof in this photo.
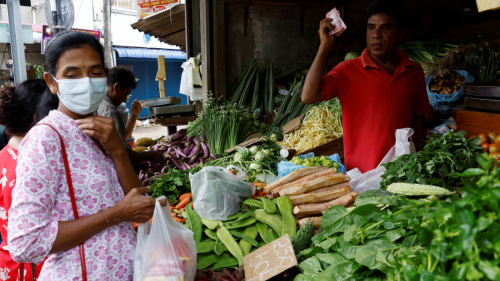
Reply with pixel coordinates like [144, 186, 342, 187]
[131, 4, 186, 52]
[114, 47, 186, 60]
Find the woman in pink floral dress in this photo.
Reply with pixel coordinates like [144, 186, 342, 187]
[8, 31, 162, 281]
[0, 80, 58, 281]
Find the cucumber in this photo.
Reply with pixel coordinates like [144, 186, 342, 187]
[254, 209, 283, 237]
[291, 220, 315, 253]
[276, 196, 296, 239]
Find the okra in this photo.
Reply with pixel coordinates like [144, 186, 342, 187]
[261, 197, 277, 214]
[214, 237, 224, 255]
[254, 209, 283, 237]
[197, 253, 220, 270]
[276, 196, 296, 239]
[196, 242, 216, 254]
[230, 230, 258, 247]
[224, 217, 257, 230]
[186, 203, 202, 243]
[239, 225, 258, 256]
[205, 229, 218, 240]
[217, 225, 244, 266]
[201, 218, 221, 230]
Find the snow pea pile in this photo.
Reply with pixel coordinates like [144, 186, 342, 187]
[179, 197, 302, 272]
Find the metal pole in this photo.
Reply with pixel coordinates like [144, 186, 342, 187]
[103, 0, 113, 68]
[7, 0, 27, 84]
[50, 0, 58, 31]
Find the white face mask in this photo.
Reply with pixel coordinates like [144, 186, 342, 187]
[52, 76, 108, 115]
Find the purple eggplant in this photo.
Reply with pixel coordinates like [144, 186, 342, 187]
[152, 162, 162, 172]
[154, 172, 161, 176]
[187, 136, 195, 143]
[200, 135, 207, 142]
[210, 154, 218, 160]
[200, 142, 210, 159]
[159, 146, 167, 151]
[171, 152, 179, 160]
[148, 168, 154, 175]
[193, 138, 200, 146]
[166, 141, 180, 147]
[165, 129, 187, 143]
[192, 163, 199, 168]
[184, 142, 195, 155]
[188, 144, 201, 158]
[138, 170, 144, 179]
[187, 155, 197, 164]
[143, 177, 154, 185]
[184, 163, 192, 170]
[161, 166, 168, 173]
[198, 157, 205, 164]
[171, 158, 183, 170]
[175, 147, 187, 158]
[166, 147, 174, 154]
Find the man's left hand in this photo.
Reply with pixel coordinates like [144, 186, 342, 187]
[131, 100, 142, 117]
[146, 151, 165, 165]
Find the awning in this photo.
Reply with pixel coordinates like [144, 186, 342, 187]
[114, 47, 186, 60]
[131, 4, 186, 52]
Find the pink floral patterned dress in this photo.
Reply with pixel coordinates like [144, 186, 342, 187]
[8, 110, 136, 281]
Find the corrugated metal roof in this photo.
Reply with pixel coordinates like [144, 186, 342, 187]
[131, 4, 186, 51]
[114, 47, 186, 60]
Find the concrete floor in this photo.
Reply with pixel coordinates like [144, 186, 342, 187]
[132, 124, 187, 140]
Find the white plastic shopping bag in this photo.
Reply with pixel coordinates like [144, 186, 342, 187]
[347, 128, 414, 193]
[190, 166, 255, 221]
[133, 198, 197, 281]
[179, 58, 203, 101]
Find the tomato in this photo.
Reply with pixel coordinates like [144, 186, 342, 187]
[478, 134, 489, 145]
[490, 143, 499, 154]
[470, 135, 477, 139]
[490, 152, 500, 159]
[488, 132, 498, 143]
[482, 143, 490, 152]
[496, 135, 500, 144]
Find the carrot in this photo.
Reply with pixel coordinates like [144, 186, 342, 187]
[229, 169, 236, 175]
[171, 212, 178, 218]
[264, 166, 328, 194]
[178, 207, 185, 213]
[179, 193, 192, 202]
[271, 169, 337, 198]
[149, 217, 153, 224]
[254, 182, 266, 187]
[293, 191, 359, 216]
[170, 205, 175, 212]
[132, 222, 139, 231]
[175, 197, 191, 210]
[288, 187, 351, 205]
[173, 217, 185, 223]
[280, 174, 350, 196]
[299, 217, 323, 229]
[309, 182, 350, 194]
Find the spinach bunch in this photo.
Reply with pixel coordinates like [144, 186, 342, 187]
[389, 155, 500, 280]
[149, 168, 191, 200]
[380, 130, 483, 190]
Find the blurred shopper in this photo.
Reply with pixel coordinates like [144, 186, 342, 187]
[0, 80, 58, 281]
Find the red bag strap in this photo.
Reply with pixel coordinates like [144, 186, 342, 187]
[35, 124, 87, 281]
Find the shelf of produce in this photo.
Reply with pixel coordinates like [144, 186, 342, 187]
[455, 109, 500, 138]
[298, 137, 344, 159]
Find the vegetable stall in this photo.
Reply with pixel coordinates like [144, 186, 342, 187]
[125, 0, 500, 280]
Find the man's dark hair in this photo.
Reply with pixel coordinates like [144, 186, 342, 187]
[108, 66, 137, 89]
[366, 0, 406, 29]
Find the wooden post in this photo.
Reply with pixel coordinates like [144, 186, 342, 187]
[156, 55, 167, 98]
[213, 0, 226, 99]
[200, 0, 212, 101]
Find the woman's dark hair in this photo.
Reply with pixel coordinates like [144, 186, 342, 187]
[108, 66, 137, 89]
[35, 88, 59, 123]
[366, 0, 406, 29]
[0, 80, 55, 135]
[45, 31, 105, 76]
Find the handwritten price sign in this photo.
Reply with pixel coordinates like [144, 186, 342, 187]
[243, 234, 298, 281]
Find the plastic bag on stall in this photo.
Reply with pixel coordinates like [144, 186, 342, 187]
[347, 128, 414, 193]
[190, 166, 255, 221]
[133, 198, 197, 281]
[425, 70, 474, 107]
[180, 59, 203, 101]
[278, 153, 346, 178]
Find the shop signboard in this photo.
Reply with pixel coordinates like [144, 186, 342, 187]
[138, 0, 179, 18]
[0, 23, 34, 44]
[41, 25, 101, 54]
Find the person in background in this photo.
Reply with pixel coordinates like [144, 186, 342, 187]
[117, 98, 142, 147]
[8, 31, 164, 281]
[302, 0, 431, 173]
[0, 80, 59, 281]
[97, 66, 163, 168]
[0, 125, 7, 151]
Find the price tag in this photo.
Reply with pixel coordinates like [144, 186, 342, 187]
[243, 234, 298, 281]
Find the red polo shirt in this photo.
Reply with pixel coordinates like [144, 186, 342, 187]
[322, 48, 431, 173]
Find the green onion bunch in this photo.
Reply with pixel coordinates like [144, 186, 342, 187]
[400, 41, 458, 69]
[476, 47, 499, 82]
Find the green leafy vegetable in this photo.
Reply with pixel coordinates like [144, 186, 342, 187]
[149, 168, 191, 200]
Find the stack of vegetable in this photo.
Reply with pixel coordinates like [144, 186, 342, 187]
[205, 138, 283, 177]
[399, 41, 458, 69]
[290, 156, 341, 171]
[279, 100, 342, 154]
[428, 71, 465, 95]
[380, 130, 483, 190]
[295, 155, 500, 280]
[264, 167, 354, 223]
[177, 196, 309, 271]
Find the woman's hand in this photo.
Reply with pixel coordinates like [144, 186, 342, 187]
[110, 187, 167, 224]
[75, 116, 125, 157]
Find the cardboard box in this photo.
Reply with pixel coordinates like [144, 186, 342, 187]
[224, 137, 263, 153]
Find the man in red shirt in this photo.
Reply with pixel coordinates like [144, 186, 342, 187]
[302, 0, 431, 173]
